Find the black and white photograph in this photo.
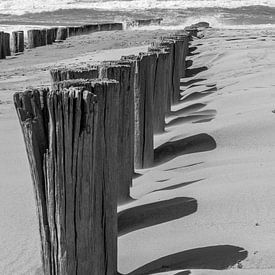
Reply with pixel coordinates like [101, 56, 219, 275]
[0, 0, 275, 274]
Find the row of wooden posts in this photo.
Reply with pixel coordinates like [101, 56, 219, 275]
[0, 22, 123, 59]
[0, 30, 24, 59]
[0, 18, 164, 59]
[14, 25, 199, 274]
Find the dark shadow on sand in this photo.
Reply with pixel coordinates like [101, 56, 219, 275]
[180, 78, 207, 87]
[170, 103, 207, 116]
[153, 179, 203, 193]
[154, 133, 216, 165]
[118, 197, 197, 236]
[180, 86, 217, 102]
[164, 162, 204, 171]
[166, 114, 215, 127]
[186, 66, 208, 77]
[185, 59, 193, 68]
[126, 245, 248, 275]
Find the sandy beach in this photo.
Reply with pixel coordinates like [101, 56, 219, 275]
[1, 25, 275, 274]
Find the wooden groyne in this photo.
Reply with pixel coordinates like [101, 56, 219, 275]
[14, 80, 119, 275]
[0, 17, 164, 59]
[14, 23, 207, 274]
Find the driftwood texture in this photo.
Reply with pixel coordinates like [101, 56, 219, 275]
[14, 80, 119, 275]
[17, 31, 24, 52]
[50, 67, 99, 85]
[161, 37, 181, 105]
[0, 31, 6, 59]
[148, 47, 170, 133]
[11, 31, 19, 53]
[27, 29, 41, 48]
[4, 32, 11, 56]
[158, 40, 175, 112]
[122, 53, 156, 169]
[56, 27, 68, 41]
[99, 63, 135, 204]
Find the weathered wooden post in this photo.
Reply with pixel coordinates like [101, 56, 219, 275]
[56, 27, 67, 41]
[148, 46, 170, 133]
[17, 31, 24, 52]
[160, 38, 181, 105]
[50, 66, 99, 84]
[109, 23, 123, 31]
[99, 62, 135, 204]
[46, 29, 53, 44]
[75, 26, 84, 36]
[98, 23, 111, 31]
[3, 32, 11, 56]
[0, 31, 6, 59]
[11, 31, 18, 53]
[14, 79, 119, 274]
[67, 26, 76, 37]
[28, 29, 40, 48]
[121, 52, 156, 169]
[52, 27, 58, 42]
[184, 26, 199, 38]
[157, 40, 174, 112]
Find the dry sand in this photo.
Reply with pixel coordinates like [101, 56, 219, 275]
[1, 27, 275, 274]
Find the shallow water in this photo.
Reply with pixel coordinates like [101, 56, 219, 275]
[0, 1, 275, 31]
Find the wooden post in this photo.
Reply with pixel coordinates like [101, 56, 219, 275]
[161, 38, 180, 105]
[148, 46, 170, 133]
[184, 26, 199, 38]
[121, 53, 156, 169]
[0, 31, 6, 59]
[28, 29, 40, 48]
[75, 26, 84, 36]
[84, 24, 100, 33]
[17, 31, 24, 52]
[4, 32, 11, 56]
[67, 26, 76, 37]
[11, 31, 18, 53]
[50, 67, 99, 85]
[39, 29, 47, 46]
[52, 27, 58, 42]
[56, 27, 67, 41]
[98, 23, 111, 31]
[14, 80, 119, 275]
[158, 40, 175, 112]
[46, 29, 53, 45]
[109, 23, 123, 31]
[99, 62, 135, 204]
[176, 30, 191, 59]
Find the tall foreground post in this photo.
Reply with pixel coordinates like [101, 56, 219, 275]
[14, 80, 119, 274]
[99, 63, 135, 204]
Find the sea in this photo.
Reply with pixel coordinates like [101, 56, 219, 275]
[0, 0, 275, 33]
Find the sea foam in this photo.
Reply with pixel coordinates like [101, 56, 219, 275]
[1, 0, 275, 15]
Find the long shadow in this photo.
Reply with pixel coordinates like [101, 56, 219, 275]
[164, 162, 204, 171]
[186, 66, 208, 77]
[185, 59, 193, 68]
[181, 87, 217, 102]
[189, 46, 198, 53]
[170, 103, 207, 116]
[118, 197, 197, 236]
[127, 245, 248, 275]
[154, 133, 216, 165]
[166, 114, 215, 128]
[180, 78, 207, 87]
[153, 179, 203, 193]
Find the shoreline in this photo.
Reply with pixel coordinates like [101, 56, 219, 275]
[1, 26, 275, 274]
